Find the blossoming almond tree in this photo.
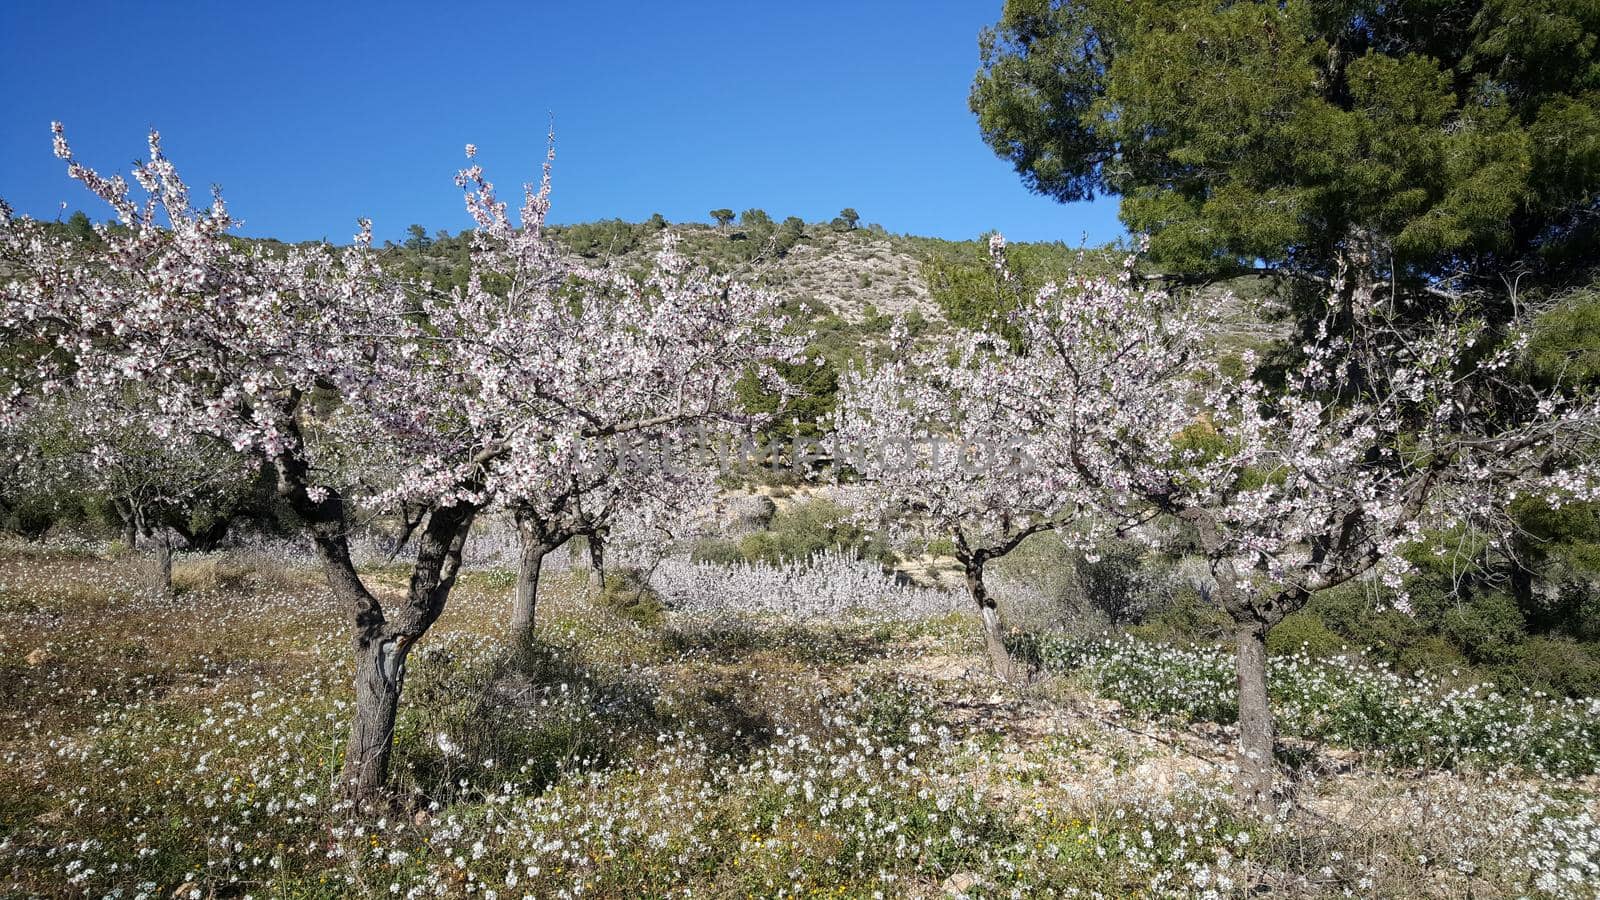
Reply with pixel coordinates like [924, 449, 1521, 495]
[829, 316, 1094, 680]
[994, 246, 1600, 812]
[419, 152, 803, 646]
[2, 126, 592, 803]
[13, 391, 256, 595]
[500, 430, 720, 642]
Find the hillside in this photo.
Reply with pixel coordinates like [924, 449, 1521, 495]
[387, 216, 1291, 367]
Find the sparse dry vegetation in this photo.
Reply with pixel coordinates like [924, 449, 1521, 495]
[1, 544, 1595, 897]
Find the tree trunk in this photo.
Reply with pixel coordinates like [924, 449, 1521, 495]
[148, 528, 173, 598]
[963, 557, 1015, 681]
[340, 634, 407, 802]
[510, 535, 548, 647]
[1234, 623, 1275, 814]
[334, 502, 477, 804]
[587, 530, 606, 593]
[115, 501, 138, 553]
[272, 426, 480, 806]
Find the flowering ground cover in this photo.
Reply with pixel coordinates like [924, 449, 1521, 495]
[1, 546, 1596, 898]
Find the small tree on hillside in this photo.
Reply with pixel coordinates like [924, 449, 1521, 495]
[834, 208, 860, 231]
[709, 208, 734, 230]
[775, 216, 806, 255]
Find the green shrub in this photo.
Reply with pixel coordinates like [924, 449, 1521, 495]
[727, 498, 891, 565]
[1503, 637, 1600, 698]
[1300, 582, 1427, 657]
[1266, 611, 1347, 658]
[1394, 635, 1470, 679]
[2, 496, 57, 539]
[1076, 543, 1163, 625]
[1127, 587, 1231, 644]
[1441, 593, 1527, 666]
[690, 537, 747, 565]
[598, 567, 666, 628]
[737, 531, 783, 563]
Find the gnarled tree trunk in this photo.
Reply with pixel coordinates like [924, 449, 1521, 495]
[344, 634, 407, 799]
[272, 421, 479, 807]
[113, 499, 138, 552]
[131, 504, 173, 597]
[960, 553, 1015, 681]
[335, 499, 476, 800]
[586, 528, 606, 593]
[149, 528, 173, 598]
[510, 529, 559, 648]
[1234, 623, 1274, 815]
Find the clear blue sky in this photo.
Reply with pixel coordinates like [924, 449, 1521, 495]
[0, 1, 1122, 246]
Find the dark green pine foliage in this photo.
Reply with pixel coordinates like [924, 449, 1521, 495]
[972, 0, 1600, 290]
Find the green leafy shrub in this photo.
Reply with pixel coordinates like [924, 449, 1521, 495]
[1266, 611, 1348, 658]
[598, 567, 666, 628]
[727, 498, 891, 565]
[1126, 587, 1231, 644]
[1441, 593, 1528, 666]
[1505, 637, 1600, 698]
[690, 537, 747, 565]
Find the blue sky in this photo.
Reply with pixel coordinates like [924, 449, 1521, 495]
[0, 1, 1122, 246]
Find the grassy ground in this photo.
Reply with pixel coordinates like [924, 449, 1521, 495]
[1, 548, 1596, 898]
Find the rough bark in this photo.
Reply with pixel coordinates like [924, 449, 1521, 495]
[270, 410, 480, 806]
[149, 528, 173, 598]
[586, 529, 606, 593]
[132, 503, 172, 597]
[962, 556, 1015, 681]
[343, 634, 405, 801]
[114, 500, 138, 552]
[1179, 507, 1277, 812]
[334, 498, 477, 799]
[1234, 623, 1275, 815]
[510, 533, 550, 647]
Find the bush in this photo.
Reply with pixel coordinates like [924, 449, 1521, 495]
[1266, 611, 1348, 658]
[1394, 635, 1470, 679]
[396, 639, 625, 804]
[1127, 587, 1231, 644]
[689, 537, 747, 565]
[597, 567, 666, 628]
[1299, 582, 1427, 656]
[1441, 593, 1527, 666]
[2, 496, 57, 539]
[555, 218, 651, 258]
[737, 531, 783, 564]
[723, 498, 892, 566]
[996, 535, 1178, 635]
[1077, 543, 1164, 625]
[1504, 637, 1600, 698]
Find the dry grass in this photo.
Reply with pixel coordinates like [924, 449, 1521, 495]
[0, 549, 1595, 897]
